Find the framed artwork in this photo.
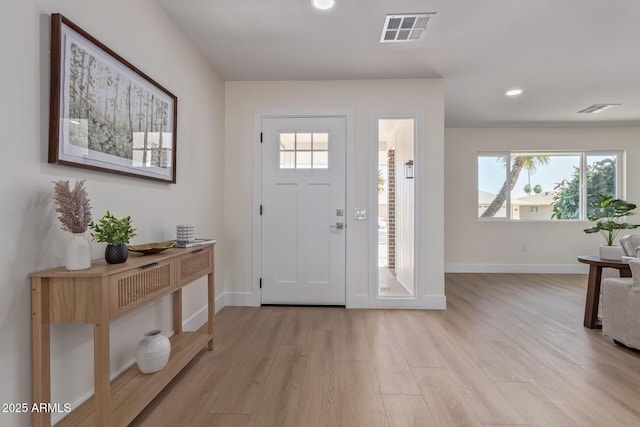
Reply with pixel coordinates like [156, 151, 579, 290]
[49, 13, 177, 183]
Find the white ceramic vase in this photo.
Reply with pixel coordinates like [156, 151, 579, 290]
[599, 245, 624, 261]
[136, 330, 171, 374]
[66, 232, 91, 271]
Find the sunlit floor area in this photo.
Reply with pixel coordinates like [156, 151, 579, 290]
[378, 267, 411, 296]
[378, 228, 412, 296]
[131, 273, 640, 427]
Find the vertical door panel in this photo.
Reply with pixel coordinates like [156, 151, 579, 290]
[274, 184, 298, 284]
[306, 183, 331, 285]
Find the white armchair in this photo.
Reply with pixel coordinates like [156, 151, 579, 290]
[602, 258, 640, 349]
[618, 233, 640, 258]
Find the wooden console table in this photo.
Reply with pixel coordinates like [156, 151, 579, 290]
[30, 243, 215, 426]
[577, 255, 631, 329]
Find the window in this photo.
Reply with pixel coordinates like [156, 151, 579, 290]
[279, 132, 329, 169]
[478, 151, 621, 220]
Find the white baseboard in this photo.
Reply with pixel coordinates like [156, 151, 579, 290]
[225, 291, 260, 307]
[363, 294, 446, 310]
[445, 263, 588, 274]
[183, 293, 227, 331]
[220, 291, 446, 310]
[215, 293, 226, 313]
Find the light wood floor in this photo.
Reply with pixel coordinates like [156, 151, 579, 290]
[131, 273, 640, 426]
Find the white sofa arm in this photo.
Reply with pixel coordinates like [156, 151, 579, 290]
[602, 277, 632, 344]
[629, 259, 640, 289]
[602, 259, 640, 349]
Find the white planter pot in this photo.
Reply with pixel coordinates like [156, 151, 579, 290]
[136, 330, 171, 374]
[66, 233, 91, 271]
[599, 245, 624, 261]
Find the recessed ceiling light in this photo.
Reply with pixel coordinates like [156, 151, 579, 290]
[313, 0, 335, 10]
[505, 89, 523, 97]
[577, 103, 621, 114]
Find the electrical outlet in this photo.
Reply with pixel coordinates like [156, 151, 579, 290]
[522, 242, 528, 252]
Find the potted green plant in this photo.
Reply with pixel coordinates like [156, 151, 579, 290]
[583, 195, 639, 260]
[89, 211, 137, 264]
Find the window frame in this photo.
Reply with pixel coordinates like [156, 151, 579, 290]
[278, 130, 330, 170]
[477, 150, 624, 222]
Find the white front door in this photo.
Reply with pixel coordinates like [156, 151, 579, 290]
[261, 116, 346, 305]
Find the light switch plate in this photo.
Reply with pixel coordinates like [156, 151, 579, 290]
[355, 208, 367, 220]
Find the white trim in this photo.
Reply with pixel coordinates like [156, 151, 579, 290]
[215, 293, 226, 314]
[445, 263, 588, 274]
[346, 294, 369, 309]
[253, 109, 355, 307]
[225, 291, 261, 307]
[252, 113, 263, 307]
[183, 305, 208, 332]
[181, 293, 227, 332]
[345, 112, 356, 308]
[366, 295, 446, 310]
[424, 295, 447, 310]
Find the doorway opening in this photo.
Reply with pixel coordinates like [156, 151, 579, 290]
[377, 118, 415, 297]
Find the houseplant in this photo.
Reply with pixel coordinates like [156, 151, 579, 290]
[52, 180, 92, 270]
[583, 194, 639, 260]
[89, 210, 137, 264]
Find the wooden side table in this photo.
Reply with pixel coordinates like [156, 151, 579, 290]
[30, 244, 215, 426]
[577, 255, 631, 329]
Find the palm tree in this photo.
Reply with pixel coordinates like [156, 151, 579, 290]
[481, 155, 550, 217]
[522, 156, 549, 192]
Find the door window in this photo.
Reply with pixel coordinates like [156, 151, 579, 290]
[279, 132, 329, 169]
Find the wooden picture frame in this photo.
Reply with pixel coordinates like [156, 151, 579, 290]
[49, 13, 177, 183]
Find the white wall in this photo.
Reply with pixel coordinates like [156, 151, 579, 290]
[445, 127, 640, 273]
[224, 79, 445, 307]
[0, 1, 224, 425]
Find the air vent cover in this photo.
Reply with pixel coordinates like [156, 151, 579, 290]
[380, 13, 434, 43]
[577, 104, 621, 114]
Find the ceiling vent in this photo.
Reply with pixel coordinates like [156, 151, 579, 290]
[577, 103, 621, 114]
[380, 13, 434, 43]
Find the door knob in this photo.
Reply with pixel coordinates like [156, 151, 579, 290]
[329, 222, 344, 230]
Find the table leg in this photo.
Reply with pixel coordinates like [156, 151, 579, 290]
[208, 271, 215, 351]
[173, 289, 183, 335]
[32, 278, 50, 427]
[93, 280, 110, 425]
[93, 322, 110, 424]
[584, 265, 603, 328]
